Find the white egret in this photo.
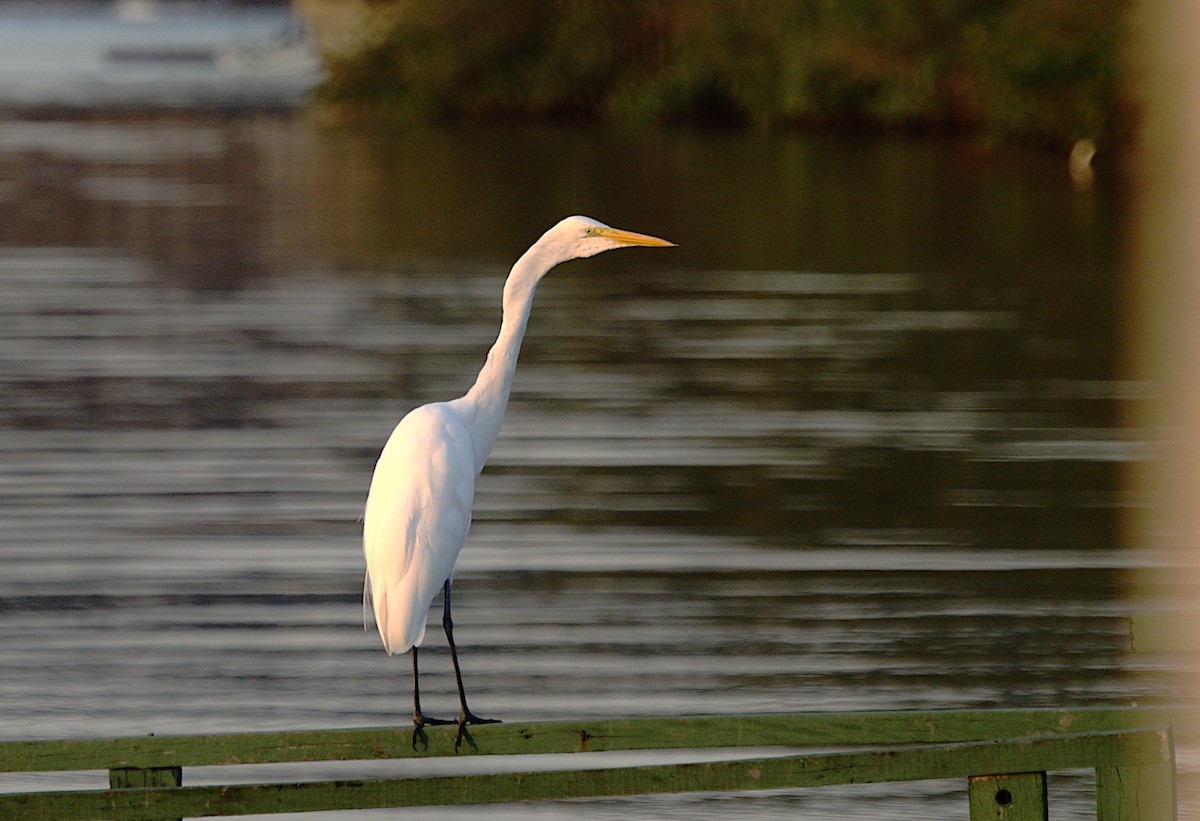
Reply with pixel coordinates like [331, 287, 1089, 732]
[363, 215, 674, 748]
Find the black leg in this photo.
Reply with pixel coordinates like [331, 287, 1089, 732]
[442, 579, 500, 749]
[411, 645, 423, 725]
[409, 645, 452, 750]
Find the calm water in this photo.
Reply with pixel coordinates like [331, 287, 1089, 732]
[0, 115, 1186, 817]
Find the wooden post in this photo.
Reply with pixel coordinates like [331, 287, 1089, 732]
[1095, 762, 1177, 821]
[967, 772, 1047, 820]
[1094, 725, 1176, 821]
[108, 767, 182, 789]
[109, 767, 183, 821]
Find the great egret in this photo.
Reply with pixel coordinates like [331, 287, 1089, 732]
[363, 215, 674, 748]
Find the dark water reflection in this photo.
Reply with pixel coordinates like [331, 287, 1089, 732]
[0, 115, 1178, 817]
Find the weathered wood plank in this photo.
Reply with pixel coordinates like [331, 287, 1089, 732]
[0, 728, 1173, 820]
[0, 707, 1183, 773]
[968, 772, 1047, 820]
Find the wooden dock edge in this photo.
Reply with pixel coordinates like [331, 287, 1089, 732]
[0, 707, 1184, 819]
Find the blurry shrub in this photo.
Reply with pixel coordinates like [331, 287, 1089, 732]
[315, 0, 1130, 145]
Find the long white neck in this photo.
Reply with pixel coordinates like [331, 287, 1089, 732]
[455, 244, 553, 473]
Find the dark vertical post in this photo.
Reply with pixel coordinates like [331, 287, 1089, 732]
[109, 766, 183, 821]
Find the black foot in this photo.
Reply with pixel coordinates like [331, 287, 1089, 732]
[411, 712, 455, 751]
[454, 712, 501, 752]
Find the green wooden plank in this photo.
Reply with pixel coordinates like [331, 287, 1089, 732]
[0, 728, 1173, 820]
[968, 772, 1048, 820]
[0, 707, 1185, 773]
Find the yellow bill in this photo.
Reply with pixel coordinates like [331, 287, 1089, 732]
[591, 226, 676, 247]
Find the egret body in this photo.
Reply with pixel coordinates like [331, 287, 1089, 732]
[362, 216, 673, 746]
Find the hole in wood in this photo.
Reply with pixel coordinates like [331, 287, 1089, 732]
[995, 787, 1013, 806]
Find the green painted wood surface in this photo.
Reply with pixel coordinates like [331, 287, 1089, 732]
[967, 772, 1048, 820]
[1096, 740, 1178, 821]
[0, 706, 1183, 773]
[0, 728, 1173, 820]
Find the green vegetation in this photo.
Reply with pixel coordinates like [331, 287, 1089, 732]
[313, 0, 1130, 146]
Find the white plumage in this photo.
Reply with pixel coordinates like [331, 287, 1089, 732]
[365, 404, 474, 654]
[361, 216, 673, 744]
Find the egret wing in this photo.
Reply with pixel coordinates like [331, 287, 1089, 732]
[363, 404, 475, 655]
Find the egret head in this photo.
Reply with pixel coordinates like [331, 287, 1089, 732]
[539, 215, 675, 264]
